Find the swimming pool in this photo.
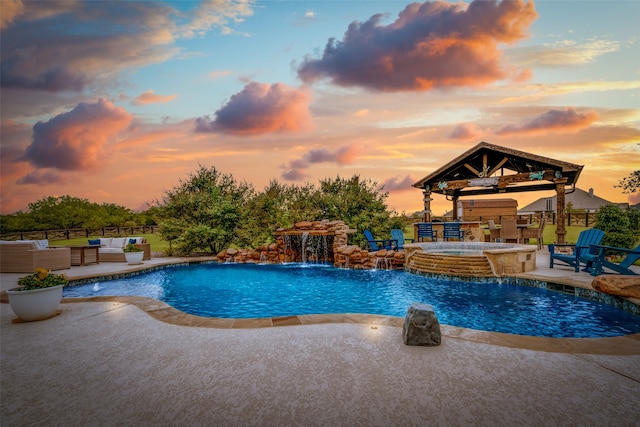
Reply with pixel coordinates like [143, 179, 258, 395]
[62, 263, 640, 338]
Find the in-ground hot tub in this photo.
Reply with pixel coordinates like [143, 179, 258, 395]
[404, 242, 537, 278]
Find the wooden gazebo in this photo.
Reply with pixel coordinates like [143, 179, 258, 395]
[412, 142, 583, 244]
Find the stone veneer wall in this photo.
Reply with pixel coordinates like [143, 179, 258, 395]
[215, 220, 405, 270]
[333, 246, 405, 270]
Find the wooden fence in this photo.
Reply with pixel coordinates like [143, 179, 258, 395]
[438, 212, 598, 228]
[0, 213, 600, 242]
[0, 226, 159, 242]
[517, 212, 598, 228]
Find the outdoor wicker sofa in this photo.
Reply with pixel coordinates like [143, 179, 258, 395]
[0, 240, 71, 273]
[94, 237, 151, 262]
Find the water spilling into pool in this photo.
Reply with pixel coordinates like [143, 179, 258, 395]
[63, 263, 640, 338]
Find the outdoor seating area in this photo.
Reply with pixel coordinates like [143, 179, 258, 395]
[521, 218, 546, 250]
[93, 236, 151, 262]
[443, 222, 464, 241]
[364, 230, 397, 251]
[0, 240, 71, 273]
[548, 228, 605, 273]
[498, 218, 520, 243]
[483, 218, 545, 249]
[416, 222, 437, 242]
[390, 229, 413, 249]
[409, 219, 550, 249]
[586, 244, 640, 276]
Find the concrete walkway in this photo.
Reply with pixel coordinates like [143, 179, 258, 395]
[2, 254, 639, 426]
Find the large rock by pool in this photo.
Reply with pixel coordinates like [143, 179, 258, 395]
[402, 303, 442, 346]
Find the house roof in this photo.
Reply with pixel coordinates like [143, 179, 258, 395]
[412, 142, 583, 197]
[518, 187, 628, 213]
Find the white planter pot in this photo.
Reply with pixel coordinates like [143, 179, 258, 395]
[124, 251, 144, 265]
[6, 285, 63, 322]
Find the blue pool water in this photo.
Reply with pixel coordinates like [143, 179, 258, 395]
[63, 263, 640, 338]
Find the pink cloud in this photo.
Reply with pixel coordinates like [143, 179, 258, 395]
[378, 175, 415, 192]
[298, 0, 537, 92]
[281, 144, 359, 181]
[449, 123, 482, 139]
[131, 90, 177, 106]
[306, 145, 359, 165]
[281, 168, 309, 181]
[16, 170, 68, 185]
[195, 82, 312, 135]
[495, 107, 599, 135]
[1, 1, 177, 93]
[19, 99, 133, 174]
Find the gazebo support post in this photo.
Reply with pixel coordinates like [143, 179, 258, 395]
[422, 190, 432, 222]
[451, 195, 459, 220]
[555, 178, 568, 244]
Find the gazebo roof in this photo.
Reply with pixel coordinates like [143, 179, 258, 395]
[412, 142, 583, 197]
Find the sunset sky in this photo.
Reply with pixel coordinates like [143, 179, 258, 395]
[1, 0, 639, 217]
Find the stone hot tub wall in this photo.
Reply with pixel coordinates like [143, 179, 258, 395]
[404, 242, 537, 278]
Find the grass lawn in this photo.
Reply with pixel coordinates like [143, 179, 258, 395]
[543, 225, 587, 245]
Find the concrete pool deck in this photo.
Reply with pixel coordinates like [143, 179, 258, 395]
[2, 252, 639, 426]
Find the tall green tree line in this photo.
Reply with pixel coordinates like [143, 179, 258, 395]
[151, 165, 406, 255]
[0, 195, 154, 234]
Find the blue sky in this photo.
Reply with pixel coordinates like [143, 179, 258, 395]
[1, 0, 638, 215]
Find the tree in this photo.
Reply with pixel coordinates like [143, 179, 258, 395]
[616, 170, 640, 194]
[27, 196, 94, 229]
[235, 180, 310, 248]
[315, 175, 404, 248]
[0, 195, 141, 232]
[595, 204, 636, 248]
[154, 165, 253, 254]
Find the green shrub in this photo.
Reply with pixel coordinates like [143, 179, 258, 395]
[595, 204, 636, 248]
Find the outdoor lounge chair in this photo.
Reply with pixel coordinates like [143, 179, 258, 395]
[443, 222, 464, 241]
[0, 241, 71, 273]
[364, 230, 397, 251]
[391, 229, 413, 249]
[416, 223, 437, 242]
[500, 218, 521, 244]
[548, 228, 604, 273]
[487, 220, 501, 242]
[585, 244, 640, 276]
[521, 218, 546, 250]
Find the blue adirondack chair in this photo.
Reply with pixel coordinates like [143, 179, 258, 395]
[443, 222, 464, 241]
[548, 228, 604, 272]
[416, 223, 437, 242]
[390, 229, 414, 249]
[586, 244, 640, 276]
[364, 230, 396, 251]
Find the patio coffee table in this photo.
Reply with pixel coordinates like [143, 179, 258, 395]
[66, 245, 100, 266]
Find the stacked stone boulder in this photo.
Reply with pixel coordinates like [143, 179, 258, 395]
[334, 246, 405, 270]
[216, 219, 405, 270]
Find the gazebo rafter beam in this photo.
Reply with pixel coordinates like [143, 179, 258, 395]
[464, 163, 481, 176]
[429, 169, 557, 192]
[487, 157, 509, 177]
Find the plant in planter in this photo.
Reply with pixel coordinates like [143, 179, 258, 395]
[7, 267, 68, 321]
[123, 243, 144, 265]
